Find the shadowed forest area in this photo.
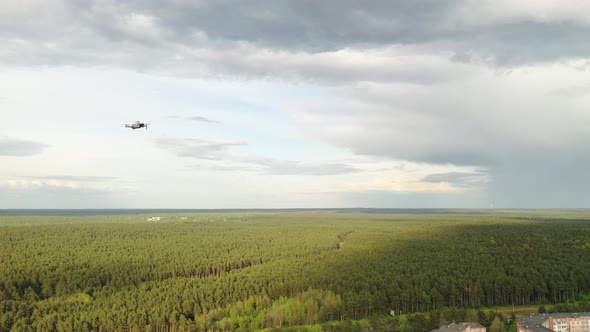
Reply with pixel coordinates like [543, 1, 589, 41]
[1, 211, 590, 331]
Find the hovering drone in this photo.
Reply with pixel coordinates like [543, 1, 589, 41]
[125, 121, 149, 130]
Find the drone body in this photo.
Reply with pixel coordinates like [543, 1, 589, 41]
[125, 121, 149, 130]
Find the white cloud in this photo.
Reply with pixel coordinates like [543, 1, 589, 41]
[0, 178, 122, 193]
[118, 13, 165, 41]
[345, 177, 459, 193]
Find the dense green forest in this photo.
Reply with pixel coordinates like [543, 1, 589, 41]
[1, 210, 590, 331]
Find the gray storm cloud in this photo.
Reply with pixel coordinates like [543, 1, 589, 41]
[421, 171, 490, 189]
[189, 116, 219, 123]
[0, 138, 47, 156]
[288, 64, 590, 206]
[154, 137, 246, 160]
[158, 137, 361, 176]
[3, 1, 590, 69]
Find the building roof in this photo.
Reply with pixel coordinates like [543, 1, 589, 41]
[432, 322, 486, 332]
[519, 313, 590, 332]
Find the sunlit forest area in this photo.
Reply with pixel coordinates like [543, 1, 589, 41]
[2, 210, 590, 331]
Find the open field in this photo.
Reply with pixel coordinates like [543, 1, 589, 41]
[1, 210, 590, 331]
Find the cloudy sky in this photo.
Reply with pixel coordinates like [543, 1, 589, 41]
[2, 0, 590, 208]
